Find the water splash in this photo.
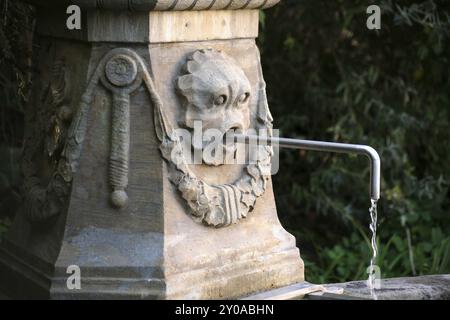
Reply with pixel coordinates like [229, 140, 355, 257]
[367, 198, 379, 300]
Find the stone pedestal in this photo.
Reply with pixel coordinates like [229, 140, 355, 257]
[0, 0, 304, 299]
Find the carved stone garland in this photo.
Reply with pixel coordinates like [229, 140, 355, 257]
[168, 49, 274, 227]
[36, 48, 273, 227]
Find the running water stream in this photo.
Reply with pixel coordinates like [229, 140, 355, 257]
[367, 199, 379, 300]
[231, 133, 382, 299]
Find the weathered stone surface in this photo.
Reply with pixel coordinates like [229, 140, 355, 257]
[242, 275, 450, 300]
[36, 9, 260, 43]
[324, 275, 450, 300]
[147, 10, 259, 43]
[242, 282, 343, 300]
[0, 0, 304, 299]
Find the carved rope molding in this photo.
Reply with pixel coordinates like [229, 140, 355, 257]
[26, 0, 280, 11]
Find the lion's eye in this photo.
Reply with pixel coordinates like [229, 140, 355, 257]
[214, 95, 227, 106]
[238, 92, 250, 104]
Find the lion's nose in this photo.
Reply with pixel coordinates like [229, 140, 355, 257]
[221, 109, 248, 132]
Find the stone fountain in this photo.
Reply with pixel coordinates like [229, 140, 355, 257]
[0, 0, 306, 299]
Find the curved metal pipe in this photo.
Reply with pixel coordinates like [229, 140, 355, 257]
[233, 134, 381, 201]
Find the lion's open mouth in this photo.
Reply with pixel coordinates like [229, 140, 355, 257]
[222, 127, 242, 146]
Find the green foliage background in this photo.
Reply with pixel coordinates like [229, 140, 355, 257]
[0, 0, 449, 284]
[259, 0, 450, 283]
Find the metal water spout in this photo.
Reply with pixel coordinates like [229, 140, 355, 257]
[233, 134, 381, 201]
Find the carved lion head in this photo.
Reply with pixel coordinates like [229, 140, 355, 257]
[177, 49, 252, 165]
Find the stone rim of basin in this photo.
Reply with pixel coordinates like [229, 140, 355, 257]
[324, 275, 450, 300]
[242, 275, 450, 300]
